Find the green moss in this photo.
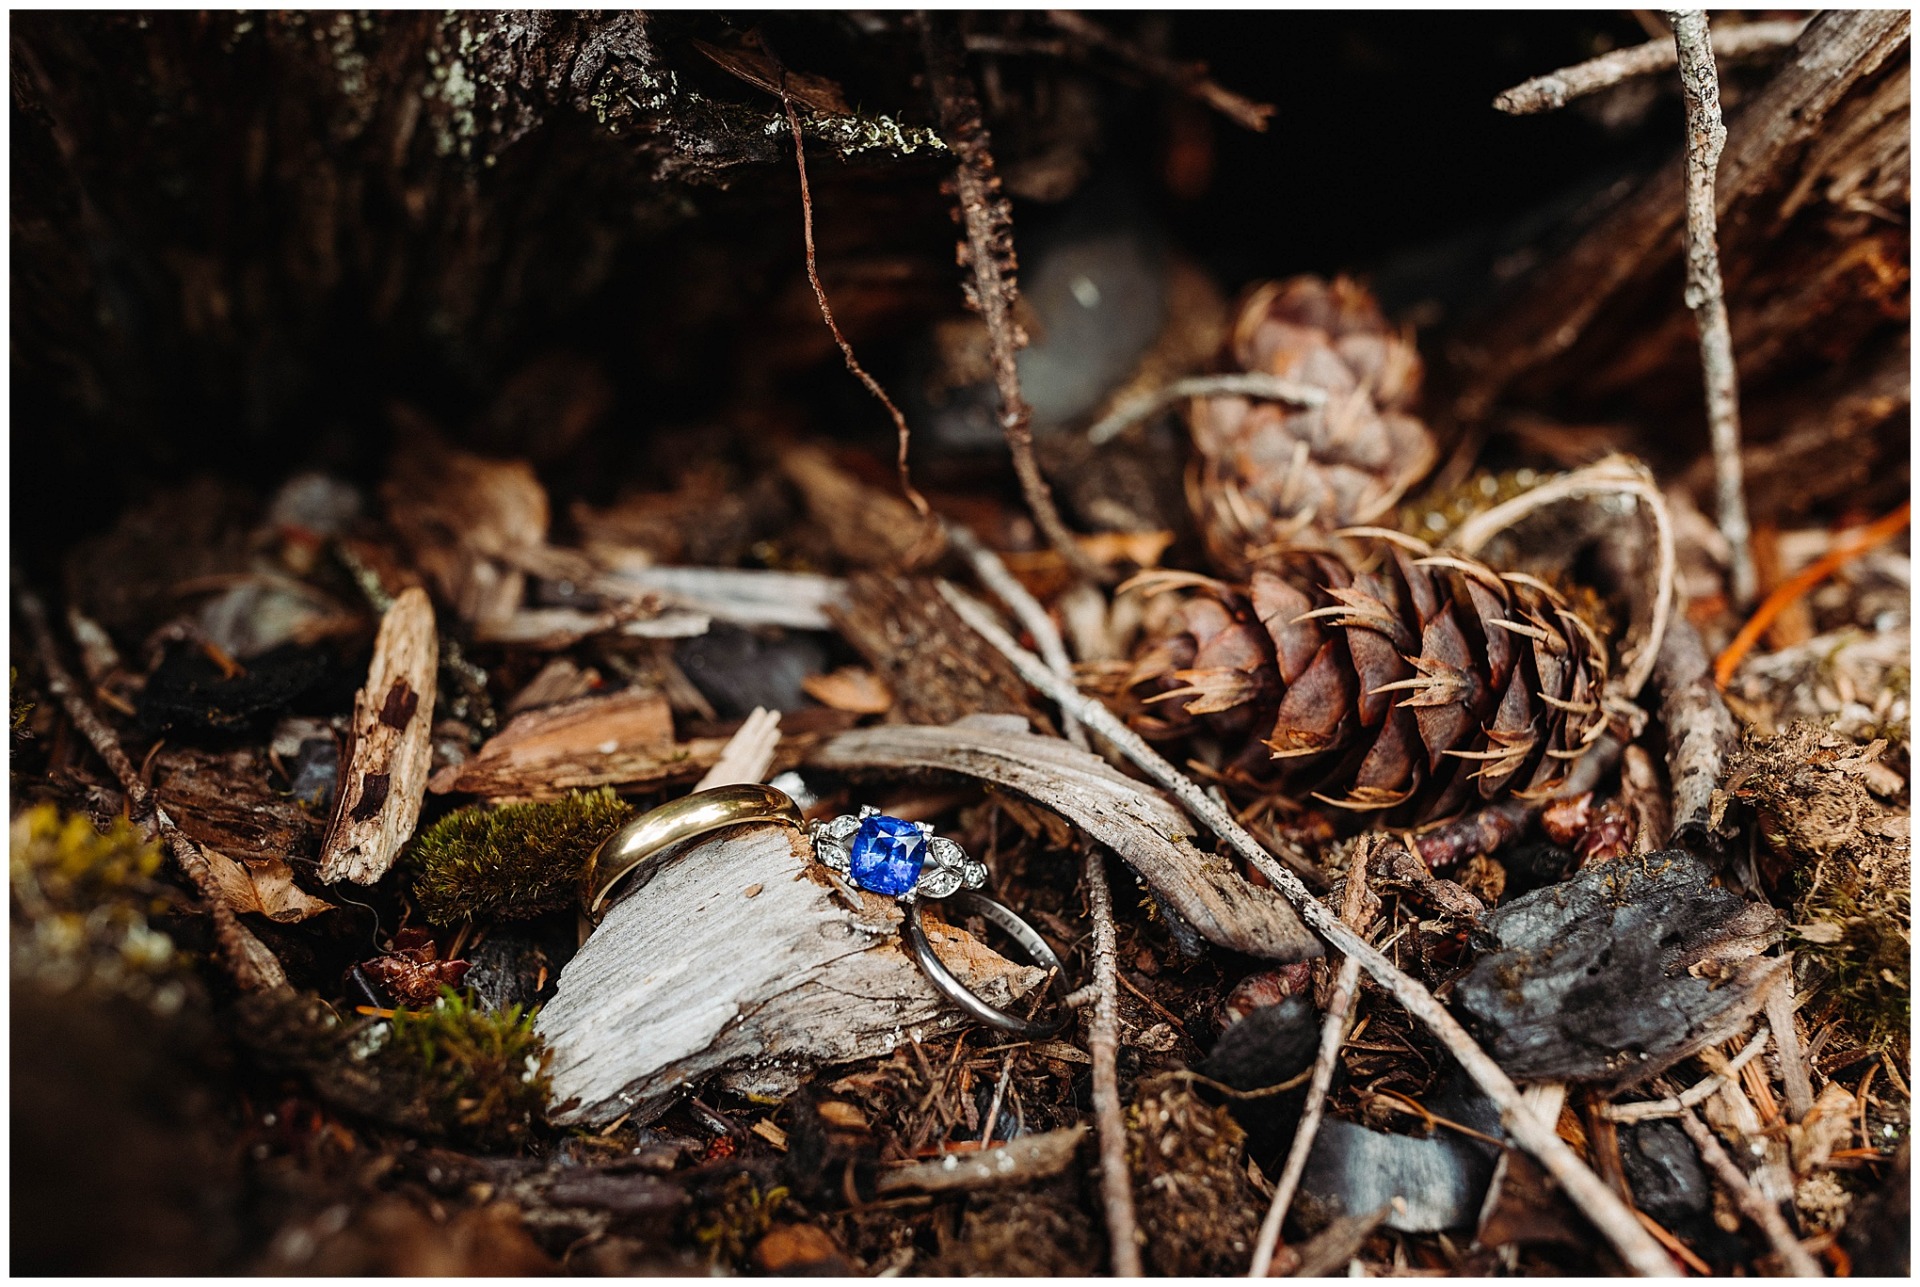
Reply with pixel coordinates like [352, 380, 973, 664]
[1794, 866, 1911, 1057]
[408, 788, 633, 926]
[239, 987, 552, 1150]
[10, 666, 31, 733]
[380, 988, 551, 1148]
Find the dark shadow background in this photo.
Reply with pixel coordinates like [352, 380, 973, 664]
[12, 11, 1672, 569]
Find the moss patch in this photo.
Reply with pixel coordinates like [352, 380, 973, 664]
[408, 787, 632, 925]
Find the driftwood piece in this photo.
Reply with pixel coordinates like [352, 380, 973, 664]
[808, 718, 1320, 961]
[319, 587, 438, 885]
[593, 562, 847, 632]
[873, 1124, 1089, 1195]
[828, 574, 1046, 728]
[538, 825, 1047, 1127]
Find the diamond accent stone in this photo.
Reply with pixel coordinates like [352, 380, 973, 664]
[848, 814, 928, 897]
[915, 866, 963, 900]
[927, 836, 967, 872]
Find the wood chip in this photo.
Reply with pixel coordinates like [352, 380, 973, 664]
[808, 718, 1320, 960]
[829, 574, 1045, 727]
[383, 430, 548, 631]
[319, 587, 438, 884]
[428, 687, 674, 798]
[781, 443, 943, 570]
[801, 666, 894, 714]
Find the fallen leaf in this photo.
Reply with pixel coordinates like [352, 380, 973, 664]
[202, 845, 334, 923]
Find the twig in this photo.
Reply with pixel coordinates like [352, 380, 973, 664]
[1081, 847, 1143, 1275]
[1670, 10, 1755, 607]
[1764, 976, 1814, 1124]
[784, 100, 936, 539]
[1444, 456, 1674, 700]
[919, 14, 1105, 586]
[1247, 841, 1375, 1277]
[1086, 373, 1327, 446]
[936, 580, 1682, 1277]
[944, 521, 1087, 749]
[1603, 1025, 1770, 1123]
[950, 519, 1131, 1264]
[1653, 614, 1741, 844]
[15, 581, 287, 991]
[1712, 501, 1911, 688]
[1678, 1107, 1824, 1277]
[1493, 19, 1807, 115]
[1043, 10, 1274, 133]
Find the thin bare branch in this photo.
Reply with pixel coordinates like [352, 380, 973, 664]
[1247, 841, 1376, 1277]
[15, 580, 287, 992]
[937, 580, 1682, 1277]
[1494, 19, 1807, 115]
[1678, 1107, 1824, 1276]
[1669, 10, 1755, 606]
[944, 521, 1086, 749]
[1082, 847, 1143, 1275]
[1086, 373, 1327, 446]
[1042, 10, 1275, 133]
[1603, 1025, 1769, 1123]
[783, 99, 936, 538]
[920, 14, 1105, 585]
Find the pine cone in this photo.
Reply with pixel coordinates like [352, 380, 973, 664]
[1126, 532, 1609, 826]
[1187, 276, 1436, 574]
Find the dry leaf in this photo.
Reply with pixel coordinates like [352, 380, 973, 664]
[202, 846, 334, 923]
[801, 666, 893, 714]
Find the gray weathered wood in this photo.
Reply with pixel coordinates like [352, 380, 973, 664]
[808, 718, 1321, 961]
[538, 824, 1047, 1127]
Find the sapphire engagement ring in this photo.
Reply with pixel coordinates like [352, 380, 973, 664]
[810, 805, 1071, 1038]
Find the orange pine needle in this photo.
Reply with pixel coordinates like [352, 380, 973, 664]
[1635, 1208, 1713, 1276]
[1714, 501, 1911, 689]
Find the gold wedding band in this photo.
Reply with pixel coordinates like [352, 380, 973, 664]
[579, 783, 803, 924]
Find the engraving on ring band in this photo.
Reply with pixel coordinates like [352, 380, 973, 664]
[809, 805, 988, 902]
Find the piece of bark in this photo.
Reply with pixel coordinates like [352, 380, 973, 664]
[383, 431, 549, 632]
[538, 825, 1048, 1127]
[828, 574, 1046, 728]
[1452, 850, 1786, 1091]
[319, 587, 439, 884]
[428, 687, 674, 797]
[780, 444, 943, 571]
[808, 717, 1320, 961]
[151, 745, 321, 864]
[873, 1125, 1089, 1195]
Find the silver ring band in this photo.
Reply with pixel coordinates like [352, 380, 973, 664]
[900, 890, 1070, 1038]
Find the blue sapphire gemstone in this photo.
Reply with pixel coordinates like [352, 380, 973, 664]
[847, 814, 927, 896]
